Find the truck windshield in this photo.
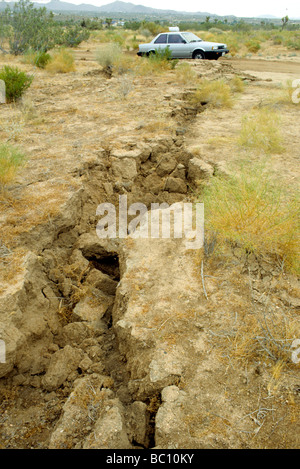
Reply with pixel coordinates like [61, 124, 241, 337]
[181, 32, 202, 43]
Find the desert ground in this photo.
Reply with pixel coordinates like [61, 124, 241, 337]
[0, 37, 299, 449]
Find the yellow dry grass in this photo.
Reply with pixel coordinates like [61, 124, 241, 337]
[188, 79, 233, 108]
[45, 49, 75, 74]
[200, 161, 300, 275]
[238, 108, 284, 154]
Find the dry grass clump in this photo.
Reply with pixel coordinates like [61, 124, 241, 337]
[0, 142, 26, 189]
[0, 246, 27, 295]
[174, 62, 197, 84]
[95, 43, 123, 69]
[200, 161, 299, 275]
[136, 48, 177, 75]
[95, 43, 139, 76]
[45, 49, 75, 74]
[189, 79, 233, 108]
[230, 75, 245, 93]
[238, 108, 284, 154]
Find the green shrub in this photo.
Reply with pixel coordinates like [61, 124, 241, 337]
[34, 51, 51, 68]
[0, 65, 33, 102]
[61, 25, 90, 48]
[148, 47, 178, 69]
[0, 143, 26, 188]
[23, 49, 51, 68]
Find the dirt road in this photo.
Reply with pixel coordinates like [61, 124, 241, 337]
[230, 57, 300, 74]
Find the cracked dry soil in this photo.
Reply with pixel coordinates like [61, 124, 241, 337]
[0, 49, 299, 449]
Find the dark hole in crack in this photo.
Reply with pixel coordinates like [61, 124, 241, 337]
[86, 254, 120, 282]
[145, 393, 162, 449]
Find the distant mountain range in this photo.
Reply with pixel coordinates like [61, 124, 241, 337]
[0, 0, 297, 19]
[0, 0, 214, 15]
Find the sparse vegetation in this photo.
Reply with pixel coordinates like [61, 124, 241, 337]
[238, 108, 284, 154]
[229, 75, 245, 93]
[200, 161, 299, 274]
[0, 142, 26, 189]
[175, 62, 197, 84]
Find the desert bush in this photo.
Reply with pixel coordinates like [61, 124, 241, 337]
[188, 79, 233, 108]
[1, 0, 59, 54]
[200, 161, 299, 274]
[136, 49, 176, 75]
[238, 108, 284, 154]
[61, 25, 90, 48]
[0, 0, 91, 54]
[139, 28, 151, 39]
[272, 34, 284, 45]
[285, 34, 300, 50]
[96, 43, 137, 75]
[245, 39, 261, 53]
[230, 75, 245, 93]
[34, 51, 51, 68]
[148, 47, 178, 68]
[20, 97, 38, 121]
[0, 143, 26, 189]
[45, 49, 75, 74]
[95, 43, 123, 70]
[23, 49, 51, 68]
[0, 65, 33, 102]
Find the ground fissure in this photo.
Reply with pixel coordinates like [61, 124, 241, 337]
[0, 54, 299, 449]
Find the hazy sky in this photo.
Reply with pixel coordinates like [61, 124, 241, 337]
[35, 0, 300, 19]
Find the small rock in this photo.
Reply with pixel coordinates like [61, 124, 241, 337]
[164, 177, 187, 194]
[42, 345, 84, 391]
[156, 154, 177, 177]
[85, 268, 117, 296]
[111, 157, 137, 181]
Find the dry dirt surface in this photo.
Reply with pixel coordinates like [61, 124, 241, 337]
[0, 45, 299, 450]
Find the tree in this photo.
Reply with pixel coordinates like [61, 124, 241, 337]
[281, 15, 289, 31]
[0, 0, 90, 55]
[1, 0, 59, 54]
[105, 18, 113, 29]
